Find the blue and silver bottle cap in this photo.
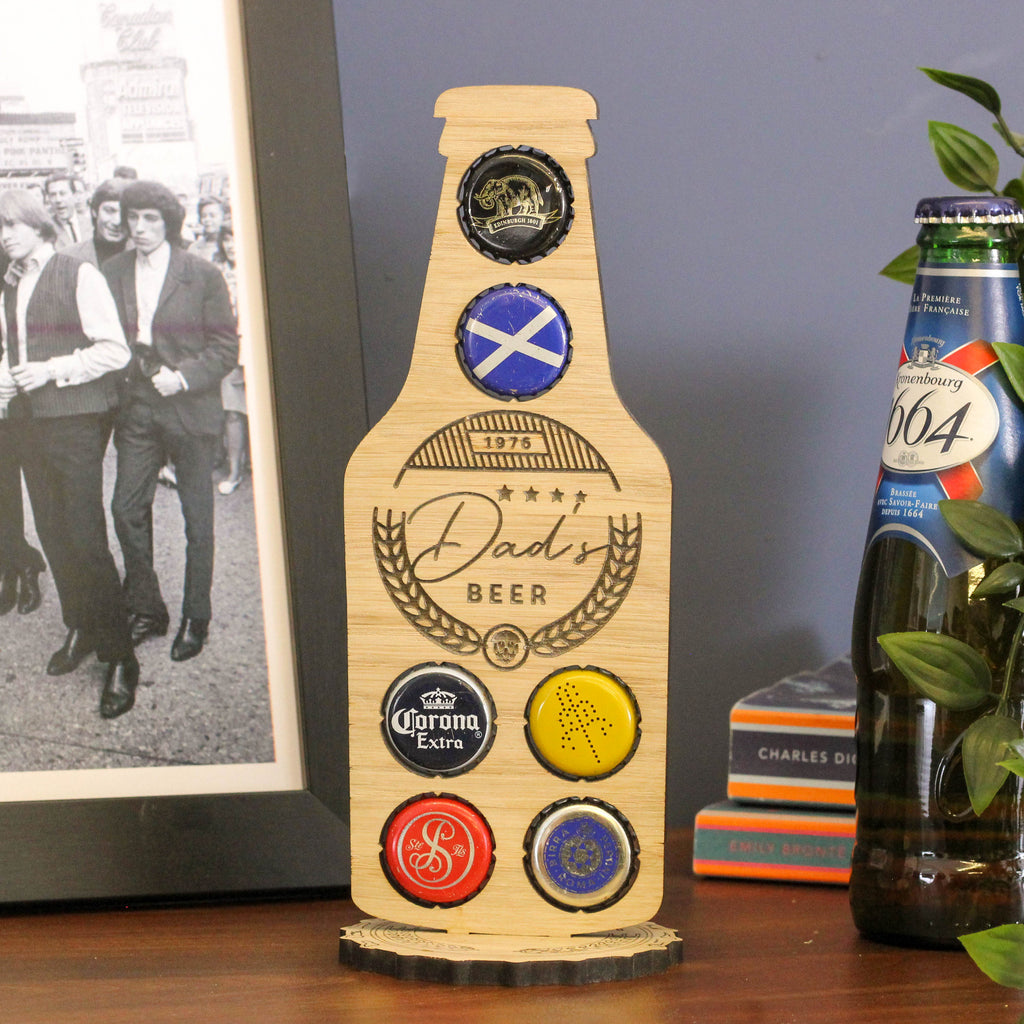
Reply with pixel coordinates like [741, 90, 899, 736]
[525, 797, 638, 910]
[915, 195, 1024, 224]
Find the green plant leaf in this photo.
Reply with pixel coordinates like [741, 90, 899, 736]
[1001, 177, 1024, 206]
[963, 713, 1022, 814]
[1005, 597, 1024, 614]
[940, 499, 1024, 558]
[973, 561, 1024, 598]
[961, 924, 1024, 988]
[997, 753, 1024, 778]
[880, 245, 919, 284]
[1000, 738, 1024, 777]
[877, 631, 992, 709]
[995, 342, 1024, 409]
[920, 68, 1002, 115]
[928, 121, 1000, 191]
[994, 122, 1024, 153]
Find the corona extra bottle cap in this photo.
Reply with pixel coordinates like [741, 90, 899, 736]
[525, 798, 638, 910]
[381, 663, 496, 776]
[525, 666, 640, 779]
[456, 283, 571, 399]
[381, 795, 495, 906]
[457, 145, 573, 262]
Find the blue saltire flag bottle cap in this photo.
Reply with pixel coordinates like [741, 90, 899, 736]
[456, 283, 571, 399]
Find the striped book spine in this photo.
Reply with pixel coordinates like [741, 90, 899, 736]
[693, 800, 855, 885]
[727, 656, 855, 809]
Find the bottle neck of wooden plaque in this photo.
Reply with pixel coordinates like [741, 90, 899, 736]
[385, 86, 626, 423]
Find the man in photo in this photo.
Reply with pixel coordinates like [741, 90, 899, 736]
[65, 179, 131, 268]
[44, 172, 91, 250]
[188, 195, 228, 263]
[0, 189, 138, 719]
[103, 181, 238, 662]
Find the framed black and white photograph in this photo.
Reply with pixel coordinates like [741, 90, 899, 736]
[0, 0, 362, 903]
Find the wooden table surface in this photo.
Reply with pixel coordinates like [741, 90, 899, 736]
[4, 829, 1023, 1024]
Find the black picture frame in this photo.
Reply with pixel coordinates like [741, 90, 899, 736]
[0, 0, 362, 905]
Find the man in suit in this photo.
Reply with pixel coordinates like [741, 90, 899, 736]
[44, 172, 92, 250]
[0, 245, 46, 617]
[0, 188, 137, 718]
[103, 181, 238, 662]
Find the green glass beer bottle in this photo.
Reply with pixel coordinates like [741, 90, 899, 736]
[850, 195, 1024, 946]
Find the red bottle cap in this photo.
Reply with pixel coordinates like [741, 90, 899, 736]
[381, 795, 494, 906]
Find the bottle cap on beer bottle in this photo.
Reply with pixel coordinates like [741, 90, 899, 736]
[914, 195, 1024, 223]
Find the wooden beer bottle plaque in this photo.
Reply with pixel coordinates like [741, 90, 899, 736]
[341, 86, 679, 981]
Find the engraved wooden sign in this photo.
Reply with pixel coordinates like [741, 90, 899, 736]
[343, 86, 673, 950]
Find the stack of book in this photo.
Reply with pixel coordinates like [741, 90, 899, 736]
[692, 655, 857, 885]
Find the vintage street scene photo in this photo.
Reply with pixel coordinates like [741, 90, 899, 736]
[0, 0, 302, 800]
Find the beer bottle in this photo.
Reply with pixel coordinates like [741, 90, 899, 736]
[850, 195, 1024, 946]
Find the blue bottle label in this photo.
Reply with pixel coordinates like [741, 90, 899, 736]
[865, 263, 1024, 577]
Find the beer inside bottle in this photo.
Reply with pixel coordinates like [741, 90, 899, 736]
[850, 195, 1024, 946]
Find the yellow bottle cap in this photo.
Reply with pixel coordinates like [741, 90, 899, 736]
[525, 667, 639, 779]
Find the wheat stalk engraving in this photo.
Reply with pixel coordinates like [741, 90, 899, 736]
[373, 509, 482, 654]
[529, 514, 642, 656]
[372, 509, 641, 660]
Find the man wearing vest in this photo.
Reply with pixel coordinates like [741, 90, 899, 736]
[0, 189, 138, 719]
[103, 181, 238, 664]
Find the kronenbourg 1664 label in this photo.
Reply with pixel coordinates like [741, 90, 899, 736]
[866, 264, 1024, 577]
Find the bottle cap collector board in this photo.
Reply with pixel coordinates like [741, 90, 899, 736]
[340, 86, 680, 984]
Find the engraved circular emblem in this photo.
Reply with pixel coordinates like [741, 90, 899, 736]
[525, 666, 640, 780]
[525, 798, 638, 911]
[381, 795, 495, 906]
[381, 663, 496, 776]
[457, 145, 573, 263]
[372, 491, 642, 670]
[483, 624, 529, 669]
[456, 284, 571, 400]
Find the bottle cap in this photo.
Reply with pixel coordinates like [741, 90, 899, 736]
[457, 145, 573, 263]
[915, 195, 1024, 224]
[456, 284, 571, 399]
[525, 798, 638, 910]
[381, 663, 496, 776]
[381, 794, 495, 906]
[525, 666, 640, 779]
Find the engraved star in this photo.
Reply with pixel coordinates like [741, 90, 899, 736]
[551, 488, 564, 503]
[573, 490, 587, 513]
[497, 485, 514, 501]
[525, 487, 539, 502]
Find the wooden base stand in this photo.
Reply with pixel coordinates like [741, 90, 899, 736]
[339, 918, 682, 986]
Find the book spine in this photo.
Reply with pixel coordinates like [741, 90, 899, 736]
[727, 720, 855, 808]
[692, 809, 854, 885]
